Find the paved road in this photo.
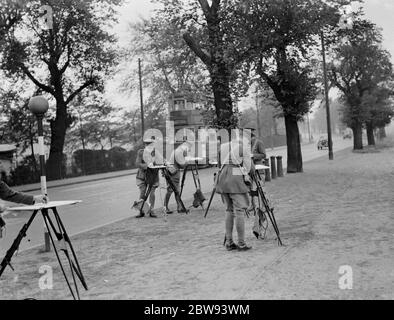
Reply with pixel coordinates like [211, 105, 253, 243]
[0, 136, 352, 256]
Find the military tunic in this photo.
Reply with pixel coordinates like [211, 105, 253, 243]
[0, 181, 34, 205]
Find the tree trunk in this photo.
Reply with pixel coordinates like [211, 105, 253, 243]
[351, 122, 363, 150]
[285, 115, 303, 173]
[366, 122, 375, 146]
[210, 65, 234, 129]
[46, 100, 68, 180]
[378, 126, 386, 140]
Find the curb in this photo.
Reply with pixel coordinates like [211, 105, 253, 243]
[17, 170, 138, 193]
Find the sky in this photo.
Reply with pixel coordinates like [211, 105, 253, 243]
[109, 0, 394, 110]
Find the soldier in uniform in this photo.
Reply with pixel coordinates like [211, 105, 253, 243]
[246, 127, 266, 164]
[0, 180, 46, 205]
[0, 180, 47, 233]
[163, 141, 191, 214]
[216, 132, 254, 251]
[134, 138, 160, 218]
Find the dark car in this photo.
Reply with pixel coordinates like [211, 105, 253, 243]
[317, 136, 329, 150]
[343, 133, 352, 139]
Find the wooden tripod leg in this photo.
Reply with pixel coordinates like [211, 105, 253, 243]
[191, 163, 199, 189]
[140, 184, 153, 215]
[180, 165, 188, 197]
[163, 169, 188, 213]
[0, 210, 39, 277]
[41, 209, 78, 300]
[204, 187, 216, 218]
[52, 207, 88, 290]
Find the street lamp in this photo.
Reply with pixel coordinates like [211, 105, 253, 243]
[28, 95, 50, 252]
[320, 3, 354, 160]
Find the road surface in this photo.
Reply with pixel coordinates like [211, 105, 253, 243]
[0, 136, 352, 256]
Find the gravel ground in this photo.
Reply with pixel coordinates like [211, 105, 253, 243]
[1, 137, 393, 300]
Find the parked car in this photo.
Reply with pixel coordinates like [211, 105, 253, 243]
[343, 132, 352, 139]
[317, 136, 329, 150]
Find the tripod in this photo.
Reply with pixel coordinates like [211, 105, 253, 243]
[161, 167, 189, 213]
[0, 201, 88, 300]
[180, 159, 206, 210]
[250, 170, 283, 246]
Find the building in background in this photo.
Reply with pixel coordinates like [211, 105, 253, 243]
[168, 90, 207, 138]
[168, 90, 216, 164]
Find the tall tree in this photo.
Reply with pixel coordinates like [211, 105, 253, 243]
[0, 0, 121, 179]
[361, 86, 394, 145]
[330, 20, 393, 149]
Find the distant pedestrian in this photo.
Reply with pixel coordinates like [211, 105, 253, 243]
[247, 127, 266, 164]
[133, 138, 160, 218]
[216, 133, 254, 251]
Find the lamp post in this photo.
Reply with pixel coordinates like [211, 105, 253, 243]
[28, 96, 50, 252]
[138, 58, 145, 137]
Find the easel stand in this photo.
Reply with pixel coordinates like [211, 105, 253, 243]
[0, 201, 88, 300]
[250, 171, 283, 246]
[180, 159, 206, 210]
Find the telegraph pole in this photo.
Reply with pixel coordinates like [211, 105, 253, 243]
[307, 112, 312, 143]
[255, 86, 262, 138]
[321, 31, 334, 160]
[138, 58, 145, 137]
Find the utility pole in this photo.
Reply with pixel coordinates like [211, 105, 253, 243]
[138, 58, 145, 137]
[307, 112, 312, 143]
[255, 85, 262, 138]
[321, 31, 334, 160]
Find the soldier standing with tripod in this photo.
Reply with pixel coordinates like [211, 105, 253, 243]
[216, 132, 254, 252]
[163, 141, 191, 214]
[133, 138, 159, 218]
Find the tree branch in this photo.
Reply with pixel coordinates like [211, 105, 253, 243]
[60, 44, 72, 74]
[183, 33, 211, 66]
[156, 54, 176, 94]
[211, 0, 220, 15]
[65, 79, 96, 105]
[198, 0, 211, 19]
[20, 64, 55, 95]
